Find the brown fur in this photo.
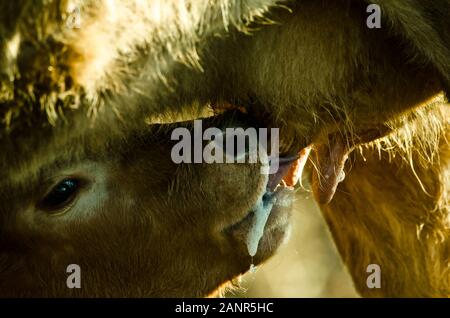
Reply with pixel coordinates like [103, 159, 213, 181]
[319, 104, 450, 297]
[0, 0, 449, 297]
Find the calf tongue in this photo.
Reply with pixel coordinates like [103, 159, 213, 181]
[267, 156, 298, 191]
[266, 147, 312, 191]
[311, 134, 351, 204]
[283, 147, 311, 187]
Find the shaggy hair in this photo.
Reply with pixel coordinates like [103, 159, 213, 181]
[322, 105, 450, 296]
[0, 0, 449, 297]
[1, 0, 449, 135]
[0, 0, 279, 134]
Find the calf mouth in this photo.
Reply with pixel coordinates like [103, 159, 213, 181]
[186, 109, 313, 269]
[224, 182, 294, 266]
[223, 150, 311, 268]
[207, 106, 381, 270]
[169, 106, 370, 271]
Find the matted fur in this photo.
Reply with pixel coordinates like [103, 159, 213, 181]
[1, 0, 449, 135]
[320, 105, 450, 296]
[0, 0, 449, 297]
[0, 0, 278, 132]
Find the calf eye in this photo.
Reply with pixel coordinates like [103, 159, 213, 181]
[37, 178, 82, 213]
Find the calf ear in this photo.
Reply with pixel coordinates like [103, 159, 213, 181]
[368, 0, 450, 100]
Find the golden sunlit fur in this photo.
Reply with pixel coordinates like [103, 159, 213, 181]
[320, 105, 450, 297]
[1, 0, 449, 297]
